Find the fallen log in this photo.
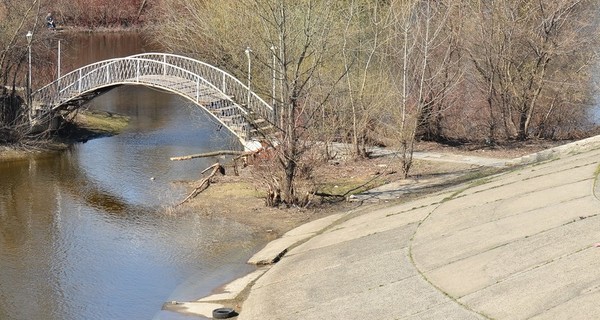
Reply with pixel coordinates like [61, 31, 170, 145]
[172, 145, 273, 207]
[170, 150, 246, 161]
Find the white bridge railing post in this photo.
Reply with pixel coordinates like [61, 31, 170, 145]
[196, 77, 200, 103]
[78, 69, 82, 93]
[222, 73, 226, 93]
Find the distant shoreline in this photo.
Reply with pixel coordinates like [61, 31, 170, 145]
[0, 109, 129, 161]
[53, 25, 148, 33]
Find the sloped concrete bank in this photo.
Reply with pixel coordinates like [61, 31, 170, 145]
[169, 136, 600, 319]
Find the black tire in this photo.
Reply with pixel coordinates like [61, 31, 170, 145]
[212, 307, 238, 319]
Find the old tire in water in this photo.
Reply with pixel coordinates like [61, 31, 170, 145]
[212, 307, 237, 319]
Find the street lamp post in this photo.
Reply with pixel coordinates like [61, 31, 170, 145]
[56, 39, 62, 105]
[26, 31, 32, 109]
[244, 47, 252, 108]
[270, 45, 277, 126]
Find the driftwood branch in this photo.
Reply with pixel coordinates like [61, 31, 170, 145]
[173, 145, 273, 207]
[170, 150, 246, 161]
[176, 163, 224, 207]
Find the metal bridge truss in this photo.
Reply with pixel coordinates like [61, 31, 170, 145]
[32, 53, 276, 146]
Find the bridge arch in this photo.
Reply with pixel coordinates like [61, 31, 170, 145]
[32, 53, 275, 149]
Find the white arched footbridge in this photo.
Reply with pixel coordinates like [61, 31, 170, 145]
[32, 53, 276, 149]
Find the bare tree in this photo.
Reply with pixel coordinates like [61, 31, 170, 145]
[152, 0, 600, 197]
[340, 0, 390, 158]
[465, 0, 600, 141]
[155, 0, 345, 206]
[386, 0, 461, 177]
[465, 0, 510, 142]
[0, 0, 47, 146]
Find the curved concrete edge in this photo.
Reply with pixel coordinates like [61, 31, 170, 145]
[162, 301, 222, 319]
[247, 213, 345, 265]
[161, 213, 349, 318]
[163, 267, 268, 318]
[507, 134, 600, 166]
[198, 268, 269, 302]
[237, 191, 486, 319]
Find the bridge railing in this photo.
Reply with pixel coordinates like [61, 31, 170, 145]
[129, 54, 274, 124]
[33, 53, 275, 129]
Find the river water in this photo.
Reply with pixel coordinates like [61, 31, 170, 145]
[0, 33, 261, 320]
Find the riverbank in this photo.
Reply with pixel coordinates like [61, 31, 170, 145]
[166, 139, 569, 318]
[54, 25, 147, 33]
[234, 136, 600, 319]
[176, 139, 566, 235]
[0, 109, 129, 161]
[60, 109, 130, 142]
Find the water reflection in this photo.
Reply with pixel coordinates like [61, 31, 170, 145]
[62, 32, 152, 69]
[0, 33, 261, 320]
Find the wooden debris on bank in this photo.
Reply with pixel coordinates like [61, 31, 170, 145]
[176, 162, 225, 207]
[172, 143, 276, 207]
[170, 150, 246, 161]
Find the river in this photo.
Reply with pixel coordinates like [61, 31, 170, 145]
[0, 32, 262, 320]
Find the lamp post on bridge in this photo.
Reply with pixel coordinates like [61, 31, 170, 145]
[245, 47, 252, 108]
[26, 31, 32, 110]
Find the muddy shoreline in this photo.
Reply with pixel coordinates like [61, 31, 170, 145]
[0, 109, 129, 161]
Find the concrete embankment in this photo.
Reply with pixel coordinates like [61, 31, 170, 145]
[175, 136, 600, 319]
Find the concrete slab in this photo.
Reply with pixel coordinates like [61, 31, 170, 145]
[247, 233, 308, 265]
[440, 167, 595, 214]
[414, 180, 592, 242]
[461, 152, 600, 197]
[198, 268, 268, 302]
[459, 247, 600, 319]
[247, 214, 344, 265]
[507, 136, 600, 166]
[413, 196, 599, 271]
[530, 290, 600, 320]
[350, 173, 466, 202]
[424, 215, 600, 298]
[257, 227, 417, 286]
[403, 301, 486, 320]
[339, 191, 451, 229]
[291, 214, 419, 255]
[287, 276, 465, 320]
[241, 239, 418, 318]
[283, 213, 344, 237]
[240, 227, 479, 320]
